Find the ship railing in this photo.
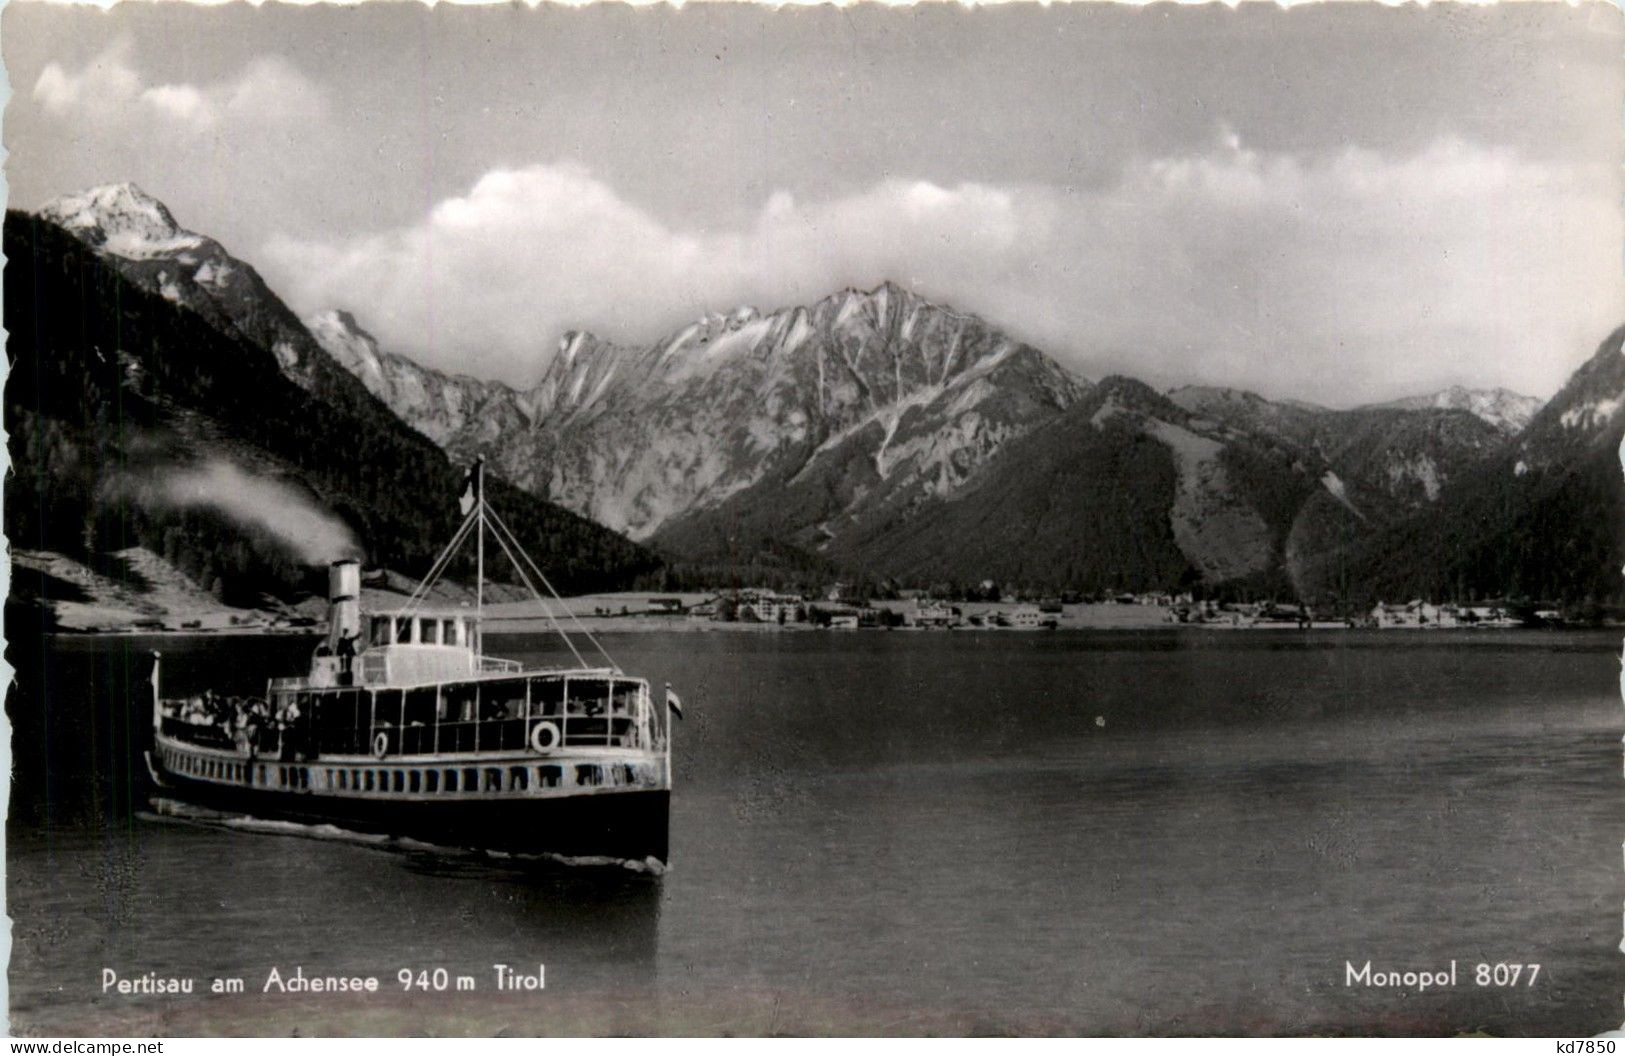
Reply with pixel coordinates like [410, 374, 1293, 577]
[313, 713, 647, 757]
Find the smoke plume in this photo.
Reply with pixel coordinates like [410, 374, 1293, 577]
[130, 459, 362, 566]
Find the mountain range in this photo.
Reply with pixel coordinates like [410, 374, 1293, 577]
[12, 183, 1621, 608]
[5, 185, 658, 615]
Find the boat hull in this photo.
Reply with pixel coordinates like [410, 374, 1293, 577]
[148, 757, 669, 865]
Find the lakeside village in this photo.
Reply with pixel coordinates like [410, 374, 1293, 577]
[592, 587, 1558, 631]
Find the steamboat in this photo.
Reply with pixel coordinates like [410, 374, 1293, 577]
[144, 462, 675, 866]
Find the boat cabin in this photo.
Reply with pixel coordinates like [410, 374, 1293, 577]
[259, 669, 655, 760]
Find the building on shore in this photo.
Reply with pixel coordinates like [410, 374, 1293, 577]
[906, 600, 962, 629]
[1370, 600, 1521, 628]
[995, 605, 1052, 629]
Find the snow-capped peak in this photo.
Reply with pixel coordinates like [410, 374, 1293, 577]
[38, 183, 206, 261]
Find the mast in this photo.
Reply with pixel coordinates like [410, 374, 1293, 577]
[475, 456, 485, 619]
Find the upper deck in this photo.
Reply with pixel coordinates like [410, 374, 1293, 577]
[293, 605, 519, 691]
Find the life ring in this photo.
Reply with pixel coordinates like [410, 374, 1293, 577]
[372, 732, 389, 759]
[530, 721, 561, 754]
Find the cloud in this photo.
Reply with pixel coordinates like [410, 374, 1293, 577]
[31, 40, 327, 134]
[32, 40, 141, 114]
[261, 136, 1622, 404]
[140, 84, 213, 128]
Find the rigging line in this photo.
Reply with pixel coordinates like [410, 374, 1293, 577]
[402, 511, 477, 614]
[404, 509, 474, 608]
[484, 503, 619, 672]
[410, 504, 479, 604]
[484, 519, 590, 669]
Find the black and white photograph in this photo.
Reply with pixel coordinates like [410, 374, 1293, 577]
[2, 0, 1622, 1038]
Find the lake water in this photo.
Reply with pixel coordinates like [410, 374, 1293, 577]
[7, 629, 1623, 1036]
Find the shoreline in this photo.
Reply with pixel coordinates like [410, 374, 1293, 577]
[29, 616, 1604, 638]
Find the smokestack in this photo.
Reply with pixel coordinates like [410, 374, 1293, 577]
[327, 559, 362, 651]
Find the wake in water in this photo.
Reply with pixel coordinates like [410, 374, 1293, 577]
[140, 798, 668, 875]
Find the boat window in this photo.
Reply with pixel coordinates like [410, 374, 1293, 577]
[392, 770, 405, 793]
[442, 619, 458, 645]
[370, 616, 393, 647]
[463, 767, 478, 792]
[538, 765, 561, 788]
[258, 765, 267, 786]
[611, 680, 642, 716]
[444, 769, 458, 792]
[299, 767, 310, 789]
[567, 679, 611, 716]
[483, 768, 502, 792]
[508, 767, 528, 791]
[364, 770, 375, 792]
[319, 689, 365, 754]
[394, 616, 412, 644]
[575, 764, 602, 786]
[374, 689, 404, 732]
[350, 769, 360, 790]
[482, 679, 526, 722]
[403, 689, 437, 753]
[425, 770, 439, 793]
[419, 618, 439, 645]
[529, 676, 565, 718]
[408, 770, 421, 793]
[337, 770, 348, 790]
[445, 682, 478, 724]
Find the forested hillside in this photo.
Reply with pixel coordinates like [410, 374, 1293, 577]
[4, 211, 660, 606]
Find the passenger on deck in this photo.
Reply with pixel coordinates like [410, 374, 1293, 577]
[278, 698, 303, 761]
[336, 630, 360, 685]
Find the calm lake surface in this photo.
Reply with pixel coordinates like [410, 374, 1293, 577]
[7, 629, 1623, 1036]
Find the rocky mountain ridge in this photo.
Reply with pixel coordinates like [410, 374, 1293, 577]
[30, 183, 1616, 604]
[1368, 385, 1542, 434]
[311, 281, 1089, 544]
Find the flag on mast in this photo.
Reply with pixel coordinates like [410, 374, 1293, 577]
[459, 461, 480, 515]
[665, 683, 684, 720]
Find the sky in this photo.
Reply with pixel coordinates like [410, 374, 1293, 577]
[4, 1, 1622, 405]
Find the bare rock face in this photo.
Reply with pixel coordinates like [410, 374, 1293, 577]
[311, 282, 1090, 543]
[1370, 386, 1543, 435]
[306, 309, 536, 452]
